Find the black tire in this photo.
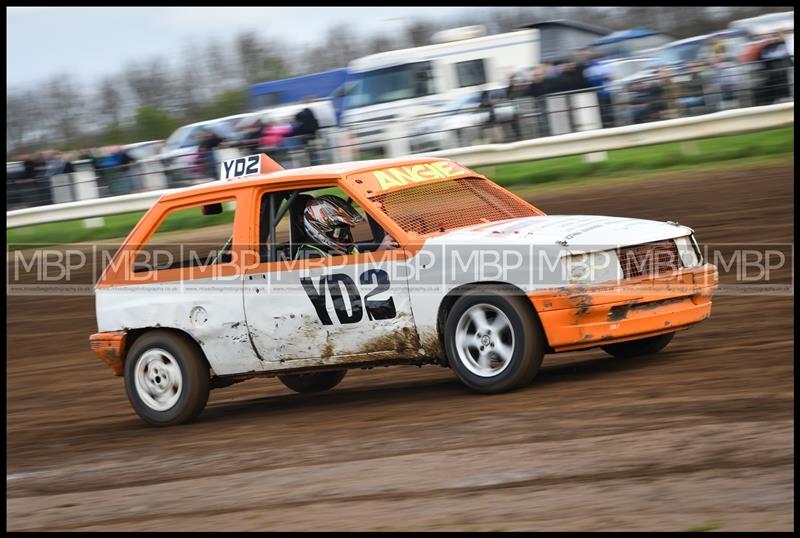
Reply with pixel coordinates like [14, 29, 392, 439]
[278, 370, 347, 394]
[124, 330, 210, 427]
[601, 332, 675, 359]
[444, 289, 545, 394]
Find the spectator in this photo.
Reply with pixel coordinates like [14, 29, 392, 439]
[506, 72, 528, 99]
[562, 48, 592, 92]
[224, 118, 262, 154]
[651, 67, 678, 119]
[30, 150, 54, 207]
[259, 120, 292, 149]
[94, 145, 136, 195]
[78, 147, 95, 161]
[6, 152, 41, 210]
[7, 155, 28, 210]
[585, 54, 616, 127]
[756, 36, 792, 105]
[527, 64, 552, 98]
[546, 61, 568, 94]
[706, 45, 737, 110]
[197, 127, 224, 179]
[259, 119, 294, 167]
[478, 90, 496, 124]
[290, 97, 321, 165]
[630, 78, 666, 124]
[477, 89, 500, 143]
[677, 61, 708, 116]
[527, 65, 553, 137]
[239, 119, 263, 153]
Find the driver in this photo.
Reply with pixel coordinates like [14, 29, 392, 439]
[296, 195, 398, 259]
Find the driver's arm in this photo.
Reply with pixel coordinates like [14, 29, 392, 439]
[376, 233, 399, 251]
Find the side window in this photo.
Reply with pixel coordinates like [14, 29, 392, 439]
[258, 187, 389, 263]
[455, 59, 487, 88]
[134, 200, 237, 273]
[411, 61, 435, 97]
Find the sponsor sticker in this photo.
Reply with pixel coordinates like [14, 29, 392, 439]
[371, 161, 465, 191]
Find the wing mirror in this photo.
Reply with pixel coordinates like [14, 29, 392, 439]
[201, 203, 223, 215]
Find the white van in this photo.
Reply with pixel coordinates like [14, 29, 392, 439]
[339, 26, 540, 158]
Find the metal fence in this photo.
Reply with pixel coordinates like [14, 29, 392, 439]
[6, 62, 794, 212]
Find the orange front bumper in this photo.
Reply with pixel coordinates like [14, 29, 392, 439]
[528, 264, 718, 352]
[89, 331, 127, 376]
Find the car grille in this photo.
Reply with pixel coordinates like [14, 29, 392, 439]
[618, 239, 682, 279]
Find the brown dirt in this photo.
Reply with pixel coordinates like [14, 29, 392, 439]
[6, 161, 794, 531]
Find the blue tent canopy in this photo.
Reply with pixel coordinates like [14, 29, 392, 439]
[591, 29, 659, 46]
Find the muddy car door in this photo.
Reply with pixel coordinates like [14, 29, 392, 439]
[242, 187, 421, 364]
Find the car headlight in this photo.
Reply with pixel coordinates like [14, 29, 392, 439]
[674, 235, 702, 267]
[563, 250, 622, 284]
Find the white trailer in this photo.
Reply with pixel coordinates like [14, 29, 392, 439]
[339, 26, 541, 158]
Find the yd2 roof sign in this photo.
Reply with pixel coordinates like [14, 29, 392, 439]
[220, 154, 284, 182]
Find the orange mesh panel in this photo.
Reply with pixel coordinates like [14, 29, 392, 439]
[618, 240, 681, 279]
[368, 177, 543, 236]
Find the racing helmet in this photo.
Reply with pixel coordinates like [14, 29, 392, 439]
[303, 195, 364, 253]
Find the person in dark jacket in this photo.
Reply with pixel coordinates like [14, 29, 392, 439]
[95, 146, 136, 195]
[528, 65, 553, 137]
[197, 127, 224, 179]
[291, 97, 321, 165]
[527, 64, 552, 98]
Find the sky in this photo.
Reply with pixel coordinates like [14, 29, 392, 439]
[6, 6, 482, 90]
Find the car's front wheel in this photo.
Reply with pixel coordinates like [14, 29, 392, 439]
[278, 370, 347, 394]
[601, 332, 675, 359]
[124, 330, 210, 427]
[444, 290, 545, 394]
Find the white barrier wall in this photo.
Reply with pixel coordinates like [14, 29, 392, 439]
[6, 101, 794, 229]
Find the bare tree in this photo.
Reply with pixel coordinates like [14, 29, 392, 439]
[6, 90, 44, 152]
[404, 18, 440, 47]
[234, 30, 289, 85]
[97, 76, 123, 128]
[124, 58, 172, 110]
[365, 35, 395, 54]
[204, 39, 234, 94]
[46, 75, 85, 145]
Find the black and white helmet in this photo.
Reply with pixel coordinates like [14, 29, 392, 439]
[303, 195, 364, 253]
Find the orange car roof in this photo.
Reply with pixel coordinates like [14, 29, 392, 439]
[158, 156, 481, 203]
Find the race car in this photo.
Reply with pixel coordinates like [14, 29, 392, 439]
[90, 153, 718, 426]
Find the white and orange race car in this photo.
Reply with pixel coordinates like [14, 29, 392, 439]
[90, 154, 718, 426]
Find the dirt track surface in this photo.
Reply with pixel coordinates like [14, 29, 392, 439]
[6, 162, 794, 531]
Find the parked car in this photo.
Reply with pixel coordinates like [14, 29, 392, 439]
[614, 30, 754, 122]
[160, 114, 256, 185]
[123, 140, 165, 161]
[585, 57, 654, 126]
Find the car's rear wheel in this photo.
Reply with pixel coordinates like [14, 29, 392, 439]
[601, 332, 675, 359]
[444, 290, 545, 394]
[278, 370, 347, 394]
[124, 330, 210, 427]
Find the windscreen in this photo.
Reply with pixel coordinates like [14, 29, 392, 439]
[659, 40, 704, 64]
[344, 61, 435, 109]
